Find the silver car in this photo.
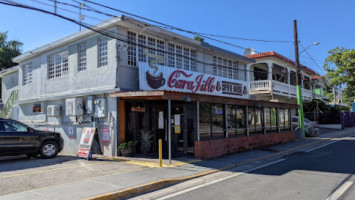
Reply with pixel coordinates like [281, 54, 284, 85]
[291, 116, 319, 136]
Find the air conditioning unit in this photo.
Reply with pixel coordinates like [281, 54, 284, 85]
[47, 105, 61, 116]
[66, 98, 84, 116]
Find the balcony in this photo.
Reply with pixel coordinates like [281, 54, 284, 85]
[249, 80, 312, 101]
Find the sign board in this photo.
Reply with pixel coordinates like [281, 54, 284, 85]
[139, 62, 249, 99]
[174, 114, 180, 126]
[77, 127, 96, 159]
[158, 111, 164, 129]
[131, 107, 146, 112]
[102, 127, 110, 143]
[175, 125, 181, 134]
[68, 126, 74, 139]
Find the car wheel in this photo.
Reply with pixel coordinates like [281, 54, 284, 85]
[40, 141, 59, 159]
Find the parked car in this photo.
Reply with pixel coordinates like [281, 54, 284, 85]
[291, 116, 319, 136]
[0, 118, 63, 158]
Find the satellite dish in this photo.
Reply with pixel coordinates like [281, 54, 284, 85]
[244, 48, 256, 56]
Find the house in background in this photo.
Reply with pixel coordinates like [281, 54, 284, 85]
[0, 15, 298, 159]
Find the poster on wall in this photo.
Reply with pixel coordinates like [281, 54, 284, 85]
[158, 111, 164, 129]
[77, 127, 96, 159]
[68, 126, 74, 139]
[102, 127, 110, 143]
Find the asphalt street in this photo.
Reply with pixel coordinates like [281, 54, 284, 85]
[157, 135, 355, 200]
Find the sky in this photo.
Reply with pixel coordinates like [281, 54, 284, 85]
[1, 0, 354, 76]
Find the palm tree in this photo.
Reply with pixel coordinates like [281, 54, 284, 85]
[0, 31, 22, 69]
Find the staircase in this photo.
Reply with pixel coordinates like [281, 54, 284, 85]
[1, 90, 18, 118]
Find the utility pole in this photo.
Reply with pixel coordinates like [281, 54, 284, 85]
[293, 20, 305, 138]
[54, 0, 57, 14]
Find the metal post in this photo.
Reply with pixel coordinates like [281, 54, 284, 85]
[168, 99, 172, 164]
[293, 19, 305, 138]
[159, 139, 162, 167]
[225, 104, 228, 138]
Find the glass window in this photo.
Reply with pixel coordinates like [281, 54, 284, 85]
[78, 42, 87, 71]
[255, 108, 263, 133]
[285, 109, 290, 130]
[48, 50, 68, 79]
[98, 36, 108, 67]
[199, 103, 211, 140]
[271, 108, 278, 131]
[236, 106, 246, 135]
[211, 104, 225, 139]
[4, 121, 27, 132]
[227, 105, 237, 137]
[248, 107, 256, 134]
[23, 62, 33, 85]
[279, 109, 285, 131]
[264, 108, 271, 132]
[176, 45, 183, 69]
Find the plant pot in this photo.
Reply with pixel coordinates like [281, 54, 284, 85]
[120, 148, 133, 157]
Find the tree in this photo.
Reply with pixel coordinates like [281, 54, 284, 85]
[0, 31, 22, 69]
[324, 47, 355, 105]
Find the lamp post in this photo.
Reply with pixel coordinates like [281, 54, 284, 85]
[293, 20, 319, 139]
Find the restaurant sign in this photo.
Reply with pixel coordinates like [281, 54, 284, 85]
[139, 62, 248, 98]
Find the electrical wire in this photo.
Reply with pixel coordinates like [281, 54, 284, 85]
[299, 43, 325, 75]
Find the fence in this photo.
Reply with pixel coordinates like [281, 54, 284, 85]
[305, 111, 355, 128]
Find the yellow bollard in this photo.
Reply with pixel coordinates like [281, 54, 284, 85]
[159, 139, 162, 167]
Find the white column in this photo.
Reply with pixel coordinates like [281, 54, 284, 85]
[267, 63, 273, 80]
[246, 64, 251, 82]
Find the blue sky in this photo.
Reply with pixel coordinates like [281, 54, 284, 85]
[1, 0, 354, 75]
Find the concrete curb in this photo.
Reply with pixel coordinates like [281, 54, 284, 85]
[85, 131, 353, 200]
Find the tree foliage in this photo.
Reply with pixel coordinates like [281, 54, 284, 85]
[0, 31, 22, 69]
[324, 47, 355, 105]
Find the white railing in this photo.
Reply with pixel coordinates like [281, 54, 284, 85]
[249, 80, 312, 100]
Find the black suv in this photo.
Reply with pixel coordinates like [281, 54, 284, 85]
[0, 118, 64, 158]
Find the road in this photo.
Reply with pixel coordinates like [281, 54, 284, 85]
[150, 136, 355, 200]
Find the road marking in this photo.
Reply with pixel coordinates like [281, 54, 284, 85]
[326, 181, 353, 200]
[156, 159, 285, 200]
[306, 140, 340, 152]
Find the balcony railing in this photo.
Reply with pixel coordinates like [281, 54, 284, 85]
[249, 80, 312, 100]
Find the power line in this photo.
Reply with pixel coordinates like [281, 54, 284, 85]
[299, 42, 325, 75]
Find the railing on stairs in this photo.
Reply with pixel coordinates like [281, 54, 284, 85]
[1, 90, 18, 118]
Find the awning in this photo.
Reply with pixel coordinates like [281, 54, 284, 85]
[110, 90, 298, 109]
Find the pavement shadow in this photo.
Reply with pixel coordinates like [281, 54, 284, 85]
[0, 155, 82, 172]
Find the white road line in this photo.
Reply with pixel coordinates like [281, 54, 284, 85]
[305, 141, 340, 152]
[156, 159, 285, 200]
[326, 181, 353, 200]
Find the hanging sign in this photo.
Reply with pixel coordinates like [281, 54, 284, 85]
[77, 127, 96, 159]
[131, 107, 146, 112]
[174, 114, 180, 126]
[102, 127, 110, 143]
[175, 125, 181, 134]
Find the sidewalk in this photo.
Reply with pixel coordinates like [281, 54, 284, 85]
[2, 128, 354, 200]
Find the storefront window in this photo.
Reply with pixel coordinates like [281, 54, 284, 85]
[285, 109, 290, 130]
[211, 104, 225, 139]
[199, 103, 211, 140]
[271, 108, 278, 132]
[248, 107, 256, 134]
[264, 108, 271, 132]
[227, 105, 237, 137]
[279, 109, 285, 131]
[255, 108, 263, 133]
[237, 106, 246, 135]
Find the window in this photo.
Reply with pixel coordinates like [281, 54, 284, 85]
[285, 109, 290, 130]
[255, 108, 263, 133]
[279, 109, 285, 131]
[98, 36, 108, 67]
[127, 31, 197, 70]
[48, 50, 68, 79]
[199, 103, 211, 140]
[227, 105, 246, 137]
[264, 108, 271, 132]
[78, 42, 87, 71]
[213, 56, 240, 80]
[23, 62, 32, 85]
[211, 104, 224, 139]
[248, 107, 256, 134]
[271, 108, 278, 131]
[4, 121, 27, 132]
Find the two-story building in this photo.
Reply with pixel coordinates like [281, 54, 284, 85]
[1, 16, 298, 159]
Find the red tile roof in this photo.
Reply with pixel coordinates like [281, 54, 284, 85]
[245, 51, 317, 75]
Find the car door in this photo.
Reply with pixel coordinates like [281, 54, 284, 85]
[0, 121, 7, 154]
[4, 120, 38, 153]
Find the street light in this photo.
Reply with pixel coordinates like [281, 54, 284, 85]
[300, 42, 320, 55]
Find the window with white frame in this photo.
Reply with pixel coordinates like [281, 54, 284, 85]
[48, 50, 68, 79]
[23, 62, 32, 85]
[98, 36, 108, 67]
[78, 42, 87, 71]
[213, 56, 240, 80]
[127, 31, 197, 71]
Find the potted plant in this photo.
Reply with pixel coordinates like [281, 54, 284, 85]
[118, 141, 137, 157]
[139, 129, 154, 154]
